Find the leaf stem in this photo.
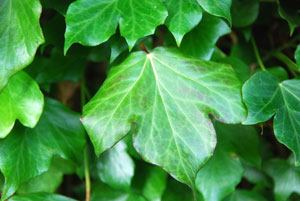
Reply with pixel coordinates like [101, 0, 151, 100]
[81, 76, 91, 201]
[251, 37, 267, 71]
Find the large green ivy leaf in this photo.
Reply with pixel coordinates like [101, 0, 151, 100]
[243, 72, 300, 165]
[91, 182, 146, 201]
[96, 141, 135, 190]
[264, 158, 300, 201]
[0, 0, 44, 90]
[196, 122, 260, 201]
[10, 193, 77, 201]
[179, 13, 230, 60]
[64, 0, 167, 53]
[0, 71, 44, 138]
[163, 0, 202, 46]
[82, 47, 246, 193]
[0, 98, 86, 200]
[197, 0, 232, 25]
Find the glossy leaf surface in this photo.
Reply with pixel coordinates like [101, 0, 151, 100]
[0, 0, 44, 90]
[0, 71, 44, 138]
[82, 47, 246, 191]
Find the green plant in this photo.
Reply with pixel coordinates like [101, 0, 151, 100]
[1, 0, 300, 200]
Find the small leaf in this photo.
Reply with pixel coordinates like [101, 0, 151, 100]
[163, 0, 202, 46]
[180, 13, 231, 60]
[295, 45, 300, 70]
[10, 193, 77, 201]
[0, 0, 44, 90]
[243, 72, 300, 165]
[277, 0, 300, 35]
[264, 158, 300, 201]
[0, 71, 44, 138]
[82, 47, 246, 193]
[231, 0, 259, 27]
[64, 0, 167, 53]
[97, 141, 135, 190]
[197, 0, 232, 25]
[0, 98, 86, 200]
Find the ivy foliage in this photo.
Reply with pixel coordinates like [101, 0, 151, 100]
[1, 0, 300, 200]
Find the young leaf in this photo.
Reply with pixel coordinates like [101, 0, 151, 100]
[179, 13, 231, 60]
[197, 0, 232, 25]
[96, 141, 135, 190]
[10, 193, 77, 201]
[264, 158, 300, 201]
[91, 182, 146, 201]
[64, 0, 167, 53]
[0, 0, 44, 90]
[82, 47, 246, 193]
[0, 98, 86, 200]
[243, 72, 300, 165]
[163, 0, 202, 46]
[0, 71, 44, 138]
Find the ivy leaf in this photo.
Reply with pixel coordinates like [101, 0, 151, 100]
[96, 141, 135, 190]
[163, 0, 202, 46]
[243, 71, 300, 165]
[64, 0, 167, 53]
[0, 0, 44, 90]
[277, 0, 300, 35]
[0, 71, 44, 138]
[197, 0, 232, 25]
[82, 47, 246, 193]
[10, 193, 77, 201]
[295, 45, 300, 70]
[264, 158, 300, 201]
[162, 179, 194, 201]
[224, 190, 267, 201]
[231, 0, 259, 27]
[180, 13, 231, 60]
[196, 122, 261, 201]
[0, 98, 86, 200]
[91, 182, 146, 201]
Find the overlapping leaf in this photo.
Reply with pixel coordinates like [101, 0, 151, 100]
[82, 47, 246, 194]
[10, 193, 77, 201]
[0, 71, 44, 138]
[277, 0, 300, 35]
[0, 98, 86, 200]
[163, 0, 202, 46]
[64, 0, 167, 52]
[0, 0, 44, 90]
[243, 71, 300, 165]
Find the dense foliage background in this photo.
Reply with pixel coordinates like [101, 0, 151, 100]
[0, 0, 300, 200]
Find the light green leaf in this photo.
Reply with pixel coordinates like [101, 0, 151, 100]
[82, 47, 246, 193]
[64, 0, 167, 53]
[295, 45, 300, 70]
[264, 158, 300, 201]
[163, 0, 202, 46]
[224, 190, 267, 201]
[197, 0, 232, 25]
[243, 71, 300, 165]
[0, 98, 86, 200]
[91, 182, 146, 201]
[97, 141, 135, 190]
[180, 13, 231, 60]
[231, 0, 259, 27]
[10, 193, 77, 201]
[277, 0, 300, 35]
[196, 122, 260, 201]
[0, 71, 44, 138]
[0, 0, 44, 90]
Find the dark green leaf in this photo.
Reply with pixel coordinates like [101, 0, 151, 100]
[0, 71, 44, 138]
[243, 71, 300, 165]
[0, 0, 44, 90]
[295, 45, 300, 70]
[162, 179, 194, 201]
[82, 47, 246, 193]
[180, 13, 230, 60]
[277, 0, 300, 35]
[97, 141, 135, 190]
[264, 158, 300, 201]
[163, 0, 202, 46]
[224, 190, 267, 201]
[231, 0, 259, 27]
[0, 98, 86, 200]
[64, 0, 167, 52]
